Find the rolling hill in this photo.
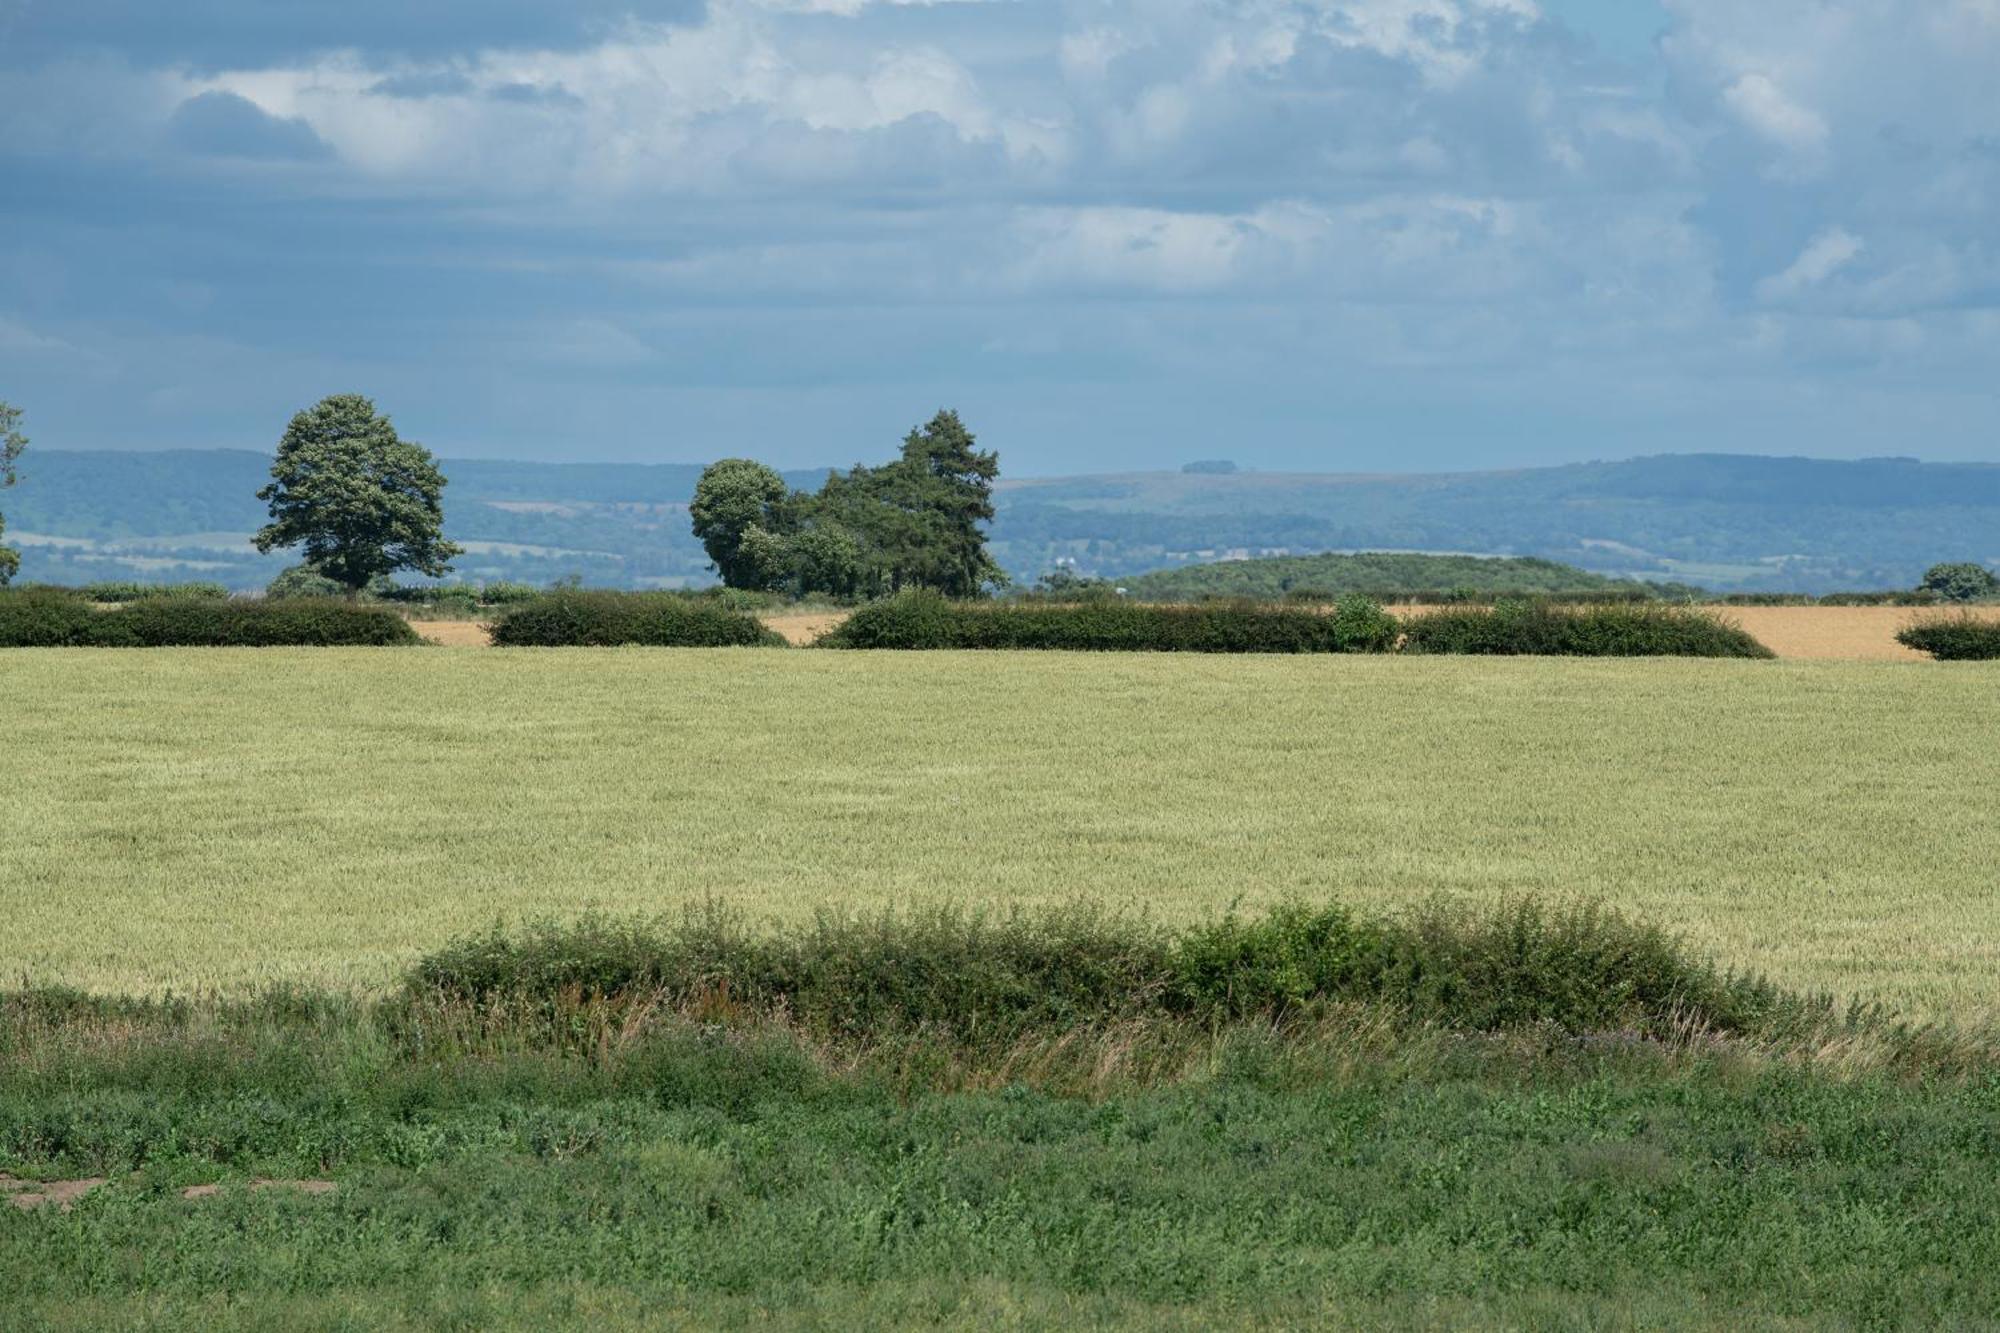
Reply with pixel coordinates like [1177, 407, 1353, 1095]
[4, 449, 1996, 593]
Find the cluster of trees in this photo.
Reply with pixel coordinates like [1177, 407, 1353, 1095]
[690, 410, 1004, 599]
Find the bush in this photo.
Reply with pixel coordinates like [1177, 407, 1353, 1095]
[0, 591, 419, 647]
[1401, 600, 1773, 658]
[406, 899, 1787, 1041]
[489, 590, 786, 647]
[65, 581, 232, 603]
[266, 564, 347, 599]
[1897, 613, 2000, 661]
[0, 589, 102, 645]
[819, 589, 1399, 652]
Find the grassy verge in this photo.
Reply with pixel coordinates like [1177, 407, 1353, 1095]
[3, 904, 1997, 1330]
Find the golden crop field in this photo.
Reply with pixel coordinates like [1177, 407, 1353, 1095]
[427, 604, 2000, 656]
[3, 648, 1996, 1017]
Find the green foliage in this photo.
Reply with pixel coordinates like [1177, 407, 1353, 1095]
[689, 458, 792, 589]
[1918, 562, 2000, 602]
[1402, 601, 1774, 658]
[820, 589, 1399, 652]
[1121, 552, 1669, 602]
[701, 411, 1007, 600]
[409, 900, 1785, 1041]
[0, 398, 24, 586]
[1896, 613, 2000, 661]
[4, 962, 1997, 1329]
[0, 591, 419, 646]
[0, 589, 100, 645]
[488, 590, 786, 647]
[73, 581, 233, 603]
[266, 565, 348, 599]
[253, 395, 462, 593]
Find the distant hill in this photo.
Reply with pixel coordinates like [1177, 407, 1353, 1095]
[4, 449, 1996, 593]
[992, 454, 2000, 593]
[1118, 554, 1664, 601]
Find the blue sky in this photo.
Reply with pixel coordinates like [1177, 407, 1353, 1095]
[3, 0, 1996, 474]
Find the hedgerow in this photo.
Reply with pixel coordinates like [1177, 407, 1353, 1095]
[1897, 613, 2000, 661]
[406, 898, 1788, 1041]
[489, 590, 786, 647]
[0, 590, 419, 646]
[818, 589, 1398, 652]
[1401, 600, 1773, 658]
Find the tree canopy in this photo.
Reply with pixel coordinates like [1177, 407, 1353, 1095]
[689, 458, 791, 590]
[0, 398, 26, 586]
[1918, 562, 2000, 603]
[253, 395, 461, 593]
[693, 410, 1005, 599]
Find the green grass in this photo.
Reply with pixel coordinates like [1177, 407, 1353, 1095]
[3, 982, 1998, 1331]
[2, 649, 1996, 1019]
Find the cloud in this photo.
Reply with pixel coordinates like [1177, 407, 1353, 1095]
[167, 90, 333, 160]
[6, 0, 2000, 470]
[1756, 228, 1863, 305]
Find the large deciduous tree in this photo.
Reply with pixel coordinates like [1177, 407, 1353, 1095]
[253, 395, 461, 595]
[1919, 562, 2000, 603]
[0, 399, 25, 586]
[690, 458, 792, 589]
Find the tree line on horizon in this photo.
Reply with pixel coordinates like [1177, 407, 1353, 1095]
[2, 391, 1997, 605]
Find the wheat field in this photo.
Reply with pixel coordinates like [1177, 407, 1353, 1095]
[3, 648, 1995, 1016]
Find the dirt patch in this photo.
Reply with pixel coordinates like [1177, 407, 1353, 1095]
[2, 1173, 108, 1211]
[760, 611, 851, 646]
[181, 1178, 336, 1200]
[410, 620, 493, 647]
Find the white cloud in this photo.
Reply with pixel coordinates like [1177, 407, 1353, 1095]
[1756, 228, 1863, 305]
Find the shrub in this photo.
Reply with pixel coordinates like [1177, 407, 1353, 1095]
[97, 598, 420, 646]
[1401, 600, 1772, 658]
[489, 590, 786, 647]
[1897, 613, 2000, 661]
[267, 564, 347, 599]
[0, 591, 419, 647]
[405, 899, 1787, 1041]
[0, 589, 102, 645]
[819, 589, 1398, 652]
[68, 581, 233, 603]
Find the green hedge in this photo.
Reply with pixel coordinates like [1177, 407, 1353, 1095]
[1401, 600, 1773, 658]
[0, 591, 419, 646]
[18, 581, 234, 603]
[1897, 614, 2000, 661]
[489, 590, 786, 647]
[819, 589, 1398, 652]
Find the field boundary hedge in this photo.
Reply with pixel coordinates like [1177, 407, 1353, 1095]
[818, 589, 1399, 652]
[490, 590, 787, 647]
[1897, 613, 2000, 661]
[1400, 600, 1773, 658]
[0, 591, 419, 646]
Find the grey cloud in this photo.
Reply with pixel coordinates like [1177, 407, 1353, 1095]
[4, 0, 705, 69]
[167, 91, 332, 161]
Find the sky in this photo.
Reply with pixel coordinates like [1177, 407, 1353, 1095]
[3, 0, 1997, 475]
